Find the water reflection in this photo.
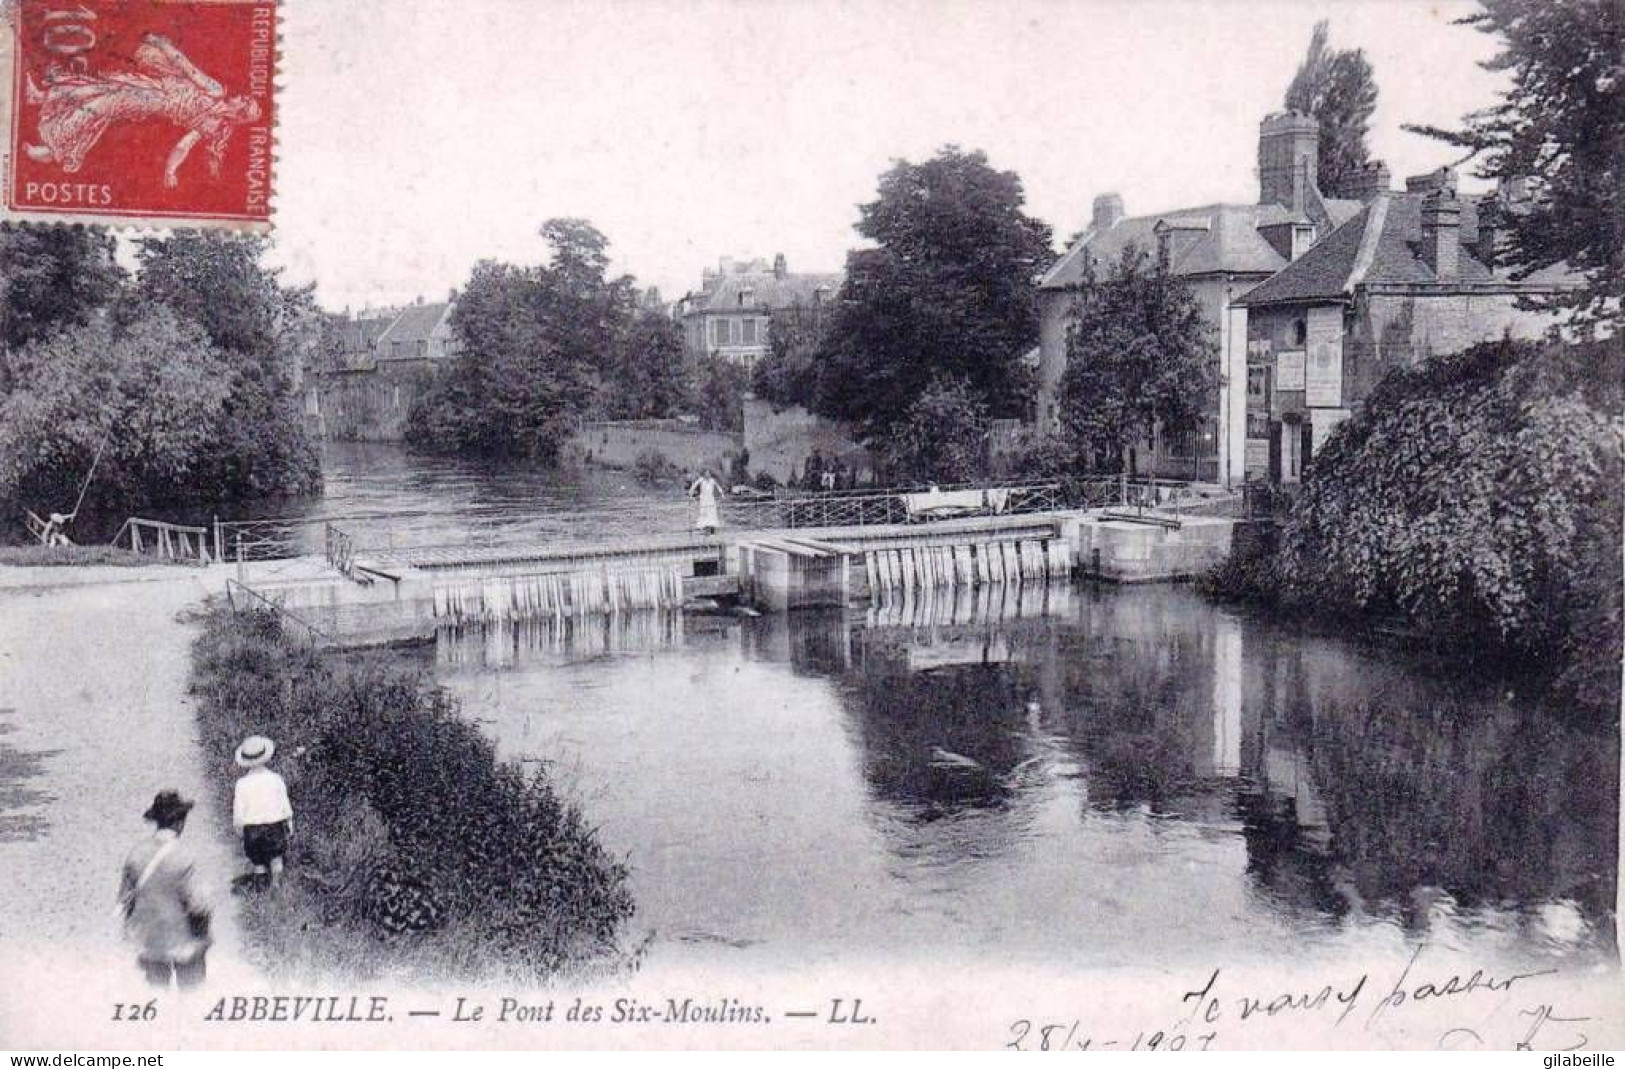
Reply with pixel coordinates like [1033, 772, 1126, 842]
[429, 584, 1617, 969]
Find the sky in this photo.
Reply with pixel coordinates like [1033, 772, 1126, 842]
[268, 0, 1508, 312]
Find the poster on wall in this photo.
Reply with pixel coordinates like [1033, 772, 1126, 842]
[1276, 350, 1306, 391]
[1305, 340, 1342, 406]
[1305, 307, 1344, 407]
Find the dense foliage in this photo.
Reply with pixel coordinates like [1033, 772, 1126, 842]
[190, 609, 636, 981]
[812, 147, 1053, 440]
[1406, 0, 1624, 332]
[0, 224, 124, 360]
[1283, 20, 1379, 200]
[0, 230, 320, 539]
[1056, 245, 1218, 474]
[1276, 338, 1622, 714]
[407, 219, 701, 457]
[749, 304, 828, 411]
[880, 378, 990, 485]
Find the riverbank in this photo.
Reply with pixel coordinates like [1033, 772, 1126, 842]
[0, 565, 252, 1031]
[187, 608, 637, 985]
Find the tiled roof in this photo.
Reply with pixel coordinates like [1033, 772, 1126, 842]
[692, 271, 842, 314]
[1040, 204, 1287, 289]
[377, 302, 452, 348]
[1237, 193, 1507, 306]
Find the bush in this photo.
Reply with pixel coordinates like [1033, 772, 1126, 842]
[189, 609, 636, 982]
[1195, 525, 1282, 605]
[1233, 337, 1622, 719]
[632, 448, 681, 487]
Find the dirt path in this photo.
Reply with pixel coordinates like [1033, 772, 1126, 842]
[0, 566, 254, 1039]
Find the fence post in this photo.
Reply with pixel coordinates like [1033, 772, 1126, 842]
[236, 533, 245, 582]
[213, 516, 223, 563]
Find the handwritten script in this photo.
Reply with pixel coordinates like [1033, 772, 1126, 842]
[1006, 947, 1597, 1051]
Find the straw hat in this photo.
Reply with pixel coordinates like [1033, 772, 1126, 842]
[143, 790, 194, 825]
[234, 735, 276, 768]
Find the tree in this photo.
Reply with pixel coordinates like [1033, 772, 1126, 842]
[0, 311, 235, 528]
[128, 231, 321, 500]
[1405, 0, 1624, 332]
[0, 224, 124, 367]
[604, 311, 689, 420]
[813, 147, 1053, 439]
[750, 302, 827, 409]
[409, 220, 677, 459]
[1284, 20, 1379, 200]
[881, 377, 990, 485]
[690, 354, 749, 432]
[1056, 245, 1219, 475]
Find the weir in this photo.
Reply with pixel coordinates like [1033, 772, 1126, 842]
[228, 504, 1234, 647]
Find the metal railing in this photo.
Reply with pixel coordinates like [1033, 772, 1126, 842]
[224, 578, 333, 646]
[111, 517, 213, 565]
[720, 481, 1065, 530]
[324, 522, 357, 576]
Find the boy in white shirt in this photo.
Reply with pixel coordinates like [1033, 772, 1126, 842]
[232, 735, 293, 890]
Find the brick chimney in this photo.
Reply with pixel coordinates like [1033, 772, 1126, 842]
[1092, 193, 1124, 231]
[1420, 189, 1462, 280]
[1259, 111, 1319, 209]
[773, 253, 787, 279]
[1342, 160, 1391, 203]
[1405, 167, 1457, 197]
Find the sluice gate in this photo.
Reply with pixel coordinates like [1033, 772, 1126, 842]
[431, 563, 688, 624]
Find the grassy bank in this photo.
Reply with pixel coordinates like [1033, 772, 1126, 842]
[0, 544, 183, 568]
[188, 608, 637, 983]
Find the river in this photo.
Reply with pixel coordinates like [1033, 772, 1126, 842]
[325, 444, 1616, 973]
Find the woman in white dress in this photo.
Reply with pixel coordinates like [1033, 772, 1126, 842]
[688, 469, 724, 534]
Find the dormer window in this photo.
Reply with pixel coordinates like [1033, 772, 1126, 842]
[739, 287, 754, 307]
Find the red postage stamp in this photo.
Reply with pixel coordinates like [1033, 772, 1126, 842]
[0, 0, 276, 229]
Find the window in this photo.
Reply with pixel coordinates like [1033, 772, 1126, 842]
[1293, 319, 1308, 346]
[1247, 365, 1270, 402]
[712, 319, 732, 347]
[742, 318, 759, 345]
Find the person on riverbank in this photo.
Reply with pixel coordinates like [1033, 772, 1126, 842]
[232, 735, 293, 890]
[118, 791, 212, 990]
[688, 469, 724, 535]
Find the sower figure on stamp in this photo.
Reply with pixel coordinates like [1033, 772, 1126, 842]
[118, 791, 212, 990]
[232, 735, 294, 891]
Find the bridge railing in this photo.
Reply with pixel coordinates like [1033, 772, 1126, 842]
[224, 578, 333, 646]
[110, 517, 213, 565]
[325, 522, 357, 577]
[719, 480, 1065, 530]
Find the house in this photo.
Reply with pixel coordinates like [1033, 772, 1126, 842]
[307, 298, 462, 441]
[1233, 168, 1576, 483]
[677, 254, 841, 368]
[1035, 111, 1369, 484]
[374, 299, 459, 365]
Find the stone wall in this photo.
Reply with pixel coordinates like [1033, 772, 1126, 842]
[1345, 289, 1554, 404]
[567, 420, 744, 476]
[307, 363, 436, 442]
[742, 397, 873, 485]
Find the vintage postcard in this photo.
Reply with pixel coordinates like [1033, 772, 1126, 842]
[0, 0, 1620, 1054]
